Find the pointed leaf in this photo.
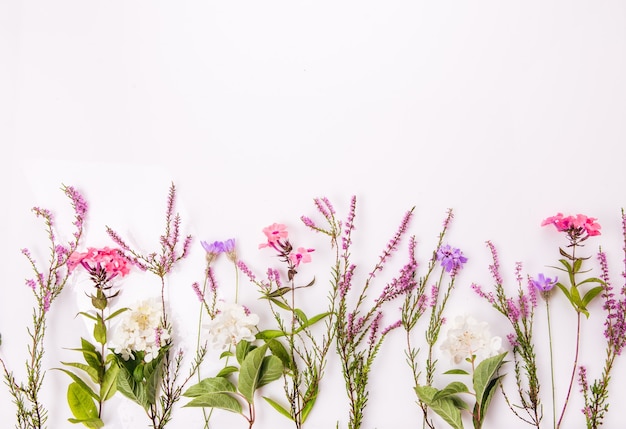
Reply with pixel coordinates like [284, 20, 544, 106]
[573, 258, 583, 274]
[54, 369, 99, 401]
[256, 330, 286, 340]
[77, 312, 97, 322]
[68, 417, 104, 429]
[263, 397, 294, 421]
[582, 286, 604, 308]
[216, 366, 239, 378]
[61, 362, 100, 384]
[266, 339, 293, 371]
[184, 392, 243, 413]
[266, 287, 293, 298]
[473, 352, 507, 406]
[479, 374, 505, 423]
[238, 345, 268, 403]
[183, 377, 237, 397]
[236, 340, 252, 364]
[105, 307, 129, 321]
[443, 369, 470, 375]
[269, 297, 292, 311]
[220, 350, 234, 359]
[415, 385, 464, 429]
[257, 355, 283, 388]
[101, 364, 119, 401]
[294, 308, 308, 325]
[67, 382, 100, 422]
[432, 381, 469, 401]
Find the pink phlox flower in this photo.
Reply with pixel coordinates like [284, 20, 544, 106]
[69, 247, 130, 278]
[260, 223, 288, 248]
[288, 247, 314, 266]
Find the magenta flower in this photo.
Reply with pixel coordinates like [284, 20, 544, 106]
[288, 247, 314, 267]
[436, 244, 468, 273]
[69, 247, 130, 279]
[542, 213, 601, 243]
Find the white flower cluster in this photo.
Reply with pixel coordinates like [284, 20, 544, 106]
[205, 302, 259, 350]
[440, 315, 502, 365]
[111, 298, 170, 362]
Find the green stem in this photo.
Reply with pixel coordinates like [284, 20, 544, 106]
[557, 312, 581, 429]
[546, 299, 556, 429]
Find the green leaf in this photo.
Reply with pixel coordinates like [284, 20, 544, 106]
[77, 312, 97, 322]
[101, 364, 119, 401]
[415, 385, 464, 429]
[443, 369, 470, 375]
[559, 247, 573, 260]
[557, 283, 573, 303]
[67, 383, 101, 423]
[582, 286, 604, 308]
[570, 286, 582, 307]
[263, 397, 294, 421]
[216, 366, 239, 378]
[220, 350, 234, 359]
[256, 330, 286, 340]
[432, 381, 469, 401]
[183, 377, 237, 397]
[294, 308, 308, 324]
[480, 375, 505, 420]
[93, 316, 106, 345]
[184, 393, 243, 413]
[236, 340, 252, 364]
[67, 417, 104, 429]
[266, 339, 292, 371]
[573, 258, 583, 274]
[79, 339, 103, 376]
[238, 344, 269, 403]
[54, 369, 99, 401]
[269, 297, 292, 311]
[305, 311, 331, 327]
[301, 390, 317, 423]
[257, 355, 283, 388]
[473, 352, 507, 406]
[105, 307, 129, 321]
[266, 287, 293, 298]
[579, 277, 605, 286]
[61, 362, 100, 384]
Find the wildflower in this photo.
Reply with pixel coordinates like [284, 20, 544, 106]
[204, 302, 260, 350]
[223, 238, 237, 262]
[288, 247, 314, 266]
[542, 213, 601, 244]
[531, 273, 558, 299]
[68, 247, 130, 279]
[440, 315, 502, 365]
[436, 244, 468, 273]
[259, 223, 288, 248]
[111, 298, 169, 362]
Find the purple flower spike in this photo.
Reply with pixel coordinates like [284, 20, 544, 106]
[436, 244, 468, 273]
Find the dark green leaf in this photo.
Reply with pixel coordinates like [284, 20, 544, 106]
[257, 355, 283, 388]
[266, 287, 292, 298]
[415, 385, 463, 429]
[266, 339, 292, 371]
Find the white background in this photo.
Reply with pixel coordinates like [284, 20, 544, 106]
[2, 1, 626, 428]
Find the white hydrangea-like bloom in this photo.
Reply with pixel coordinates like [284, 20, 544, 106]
[205, 302, 259, 350]
[440, 315, 502, 365]
[111, 298, 170, 362]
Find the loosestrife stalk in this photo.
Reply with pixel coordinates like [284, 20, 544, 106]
[1, 185, 87, 429]
[472, 242, 543, 428]
[401, 209, 464, 429]
[578, 209, 626, 428]
[106, 183, 201, 429]
[331, 197, 417, 429]
[541, 213, 604, 429]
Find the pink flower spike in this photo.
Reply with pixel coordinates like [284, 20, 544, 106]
[289, 247, 314, 266]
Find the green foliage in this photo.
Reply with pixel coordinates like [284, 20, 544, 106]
[417, 352, 507, 429]
[114, 348, 168, 410]
[183, 340, 284, 426]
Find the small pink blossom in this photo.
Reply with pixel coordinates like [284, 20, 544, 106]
[259, 223, 288, 248]
[289, 247, 314, 266]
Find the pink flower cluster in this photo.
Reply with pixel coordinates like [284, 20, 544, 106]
[259, 223, 314, 267]
[541, 213, 601, 237]
[68, 247, 131, 278]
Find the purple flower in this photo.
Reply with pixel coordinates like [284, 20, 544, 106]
[201, 238, 236, 263]
[436, 244, 468, 273]
[531, 273, 558, 295]
[201, 240, 225, 254]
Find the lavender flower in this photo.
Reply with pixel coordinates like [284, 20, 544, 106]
[531, 273, 558, 299]
[436, 244, 468, 273]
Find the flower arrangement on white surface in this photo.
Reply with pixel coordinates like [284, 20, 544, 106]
[2, 183, 626, 429]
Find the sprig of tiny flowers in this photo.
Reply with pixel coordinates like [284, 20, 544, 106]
[401, 209, 470, 429]
[106, 183, 201, 429]
[472, 242, 543, 428]
[331, 197, 417, 429]
[0, 184, 87, 429]
[578, 209, 626, 429]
